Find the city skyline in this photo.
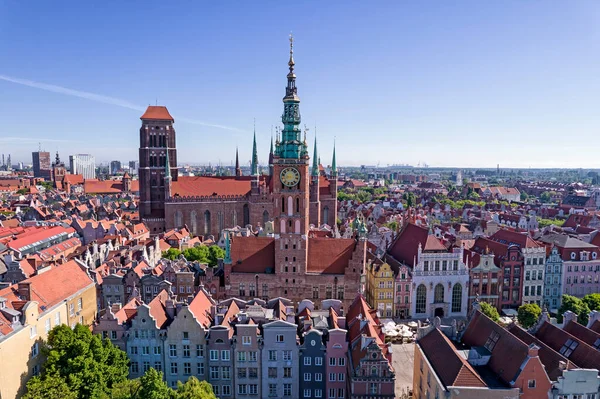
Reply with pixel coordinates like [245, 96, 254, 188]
[1, 1, 599, 168]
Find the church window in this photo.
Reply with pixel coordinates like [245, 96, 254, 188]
[282, 197, 285, 213]
[263, 210, 269, 225]
[434, 284, 444, 303]
[323, 206, 329, 225]
[218, 212, 224, 234]
[190, 211, 197, 235]
[295, 220, 300, 234]
[232, 211, 237, 227]
[280, 219, 286, 233]
[287, 197, 293, 216]
[243, 204, 250, 226]
[289, 220, 292, 228]
[175, 211, 183, 228]
[416, 285, 426, 314]
[452, 284, 462, 313]
[204, 211, 211, 235]
[296, 198, 300, 213]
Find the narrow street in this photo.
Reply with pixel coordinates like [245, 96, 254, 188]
[391, 343, 415, 398]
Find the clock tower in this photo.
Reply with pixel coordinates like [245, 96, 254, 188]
[273, 34, 310, 237]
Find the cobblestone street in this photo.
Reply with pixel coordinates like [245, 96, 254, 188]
[391, 343, 415, 398]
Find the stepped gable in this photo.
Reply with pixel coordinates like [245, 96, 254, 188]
[114, 297, 142, 324]
[462, 311, 529, 385]
[188, 288, 214, 328]
[230, 236, 275, 273]
[507, 323, 577, 380]
[307, 237, 355, 274]
[147, 289, 171, 329]
[419, 328, 486, 388]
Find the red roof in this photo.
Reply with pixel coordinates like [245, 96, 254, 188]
[140, 106, 174, 121]
[148, 289, 171, 329]
[535, 321, 600, 370]
[172, 176, 256, 197]
[84, 179, 139, 194]
[188, 289, 214, 328]
[63, 174, 84, 185]
[419, 328, 486, 388]
[231, 236, 275, 273]
[7, 226, 75, 253]
[490, 229, 541, 249]
[388, 223, 443, 266]
[114, 298, 142, 324]
[307, 237, 355, 274]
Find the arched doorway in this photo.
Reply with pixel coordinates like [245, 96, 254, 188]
[434, 307, 444, 318]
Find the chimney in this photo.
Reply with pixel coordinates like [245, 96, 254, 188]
[111, 302, 122, 314]
[563, 310, 578, 326]
[165, 299, 175, 319]
[18, 282, 31, 301]
[558, 361, 567, 371]
[527, 343, 540, 358]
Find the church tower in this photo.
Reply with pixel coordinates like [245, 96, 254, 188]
[309, 135, 321, 227]
[139, 106, 176, 233]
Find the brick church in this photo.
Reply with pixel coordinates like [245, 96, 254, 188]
[139, 36, 366, 307]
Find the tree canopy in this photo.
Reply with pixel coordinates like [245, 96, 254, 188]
[582, 293, 600, 312]
[24, 324, 129, 399]
[558, 295, 591, 325]
[479, 302, 500, 322]
[517, 303, 542, 329]
[162, 245, 225, 267]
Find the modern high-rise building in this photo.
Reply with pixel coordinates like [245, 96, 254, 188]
[128, 160, 138, 175]
[32, 151, 51, 179]
[69, 154, 96, 179]
[110, 160, 122, 175]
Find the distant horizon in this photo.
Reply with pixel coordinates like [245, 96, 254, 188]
[1, 2, 599, 168]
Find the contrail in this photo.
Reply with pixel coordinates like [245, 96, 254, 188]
[0, 74, 247, 133]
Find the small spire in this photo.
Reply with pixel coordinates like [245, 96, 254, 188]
[288, 32, 295, 73]
[312, 133, 319, 177]
[331, 139, 337, 176]
[235, 147, 241, 177]
[165, 150, 171, 180]
[251, 124, 258, 176]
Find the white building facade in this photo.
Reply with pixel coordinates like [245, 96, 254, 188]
[69, 154, 96, 179]
[410, 244, 470, 319]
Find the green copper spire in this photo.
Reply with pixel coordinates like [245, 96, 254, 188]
[251, 125, 258, 176]
[224, 232, 232, 264]
[312, 134, 319, 176]
[165, 149, 171, 180]
[331, 140, 337, 176]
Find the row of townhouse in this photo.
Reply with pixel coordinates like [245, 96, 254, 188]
[415, 303, 600, 399]
[365, 223, 600, 320]
[0, 260, 97, 399]
[94, 289, 395, 399]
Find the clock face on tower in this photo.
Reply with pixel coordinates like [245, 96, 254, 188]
[280, 167, 300, 187]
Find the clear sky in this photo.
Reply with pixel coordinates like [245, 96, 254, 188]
[0, 1, 599, 169]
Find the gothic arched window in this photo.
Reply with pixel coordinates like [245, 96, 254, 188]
[190, 211, 197, 235]
[280, 219, 286, 233]
[204, 210, 211, 235]
[434, 283, 444, 303]
[287, 196, 293, 216]
[174, 211, 183, 228]
[295, 220, 300, 234]
[243, 204, 250, 227]
[323, 206, 329, 225]
[452, 284, 462, 313]
[296, 198, 300, 213]
[416, 284, 426, 314]
[263, 210, 269, 225]
[281, 196, 285, 213]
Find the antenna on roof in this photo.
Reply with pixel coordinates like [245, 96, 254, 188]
[155, 98, 158, 106]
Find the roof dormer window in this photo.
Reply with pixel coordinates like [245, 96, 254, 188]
[571, 252, 576, 260]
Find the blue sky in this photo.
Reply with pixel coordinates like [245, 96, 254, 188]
[0, 1, 599, 168]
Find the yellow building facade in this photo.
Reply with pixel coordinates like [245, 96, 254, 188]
[365, 258, 395, 318]
[0, 261, 97, 399]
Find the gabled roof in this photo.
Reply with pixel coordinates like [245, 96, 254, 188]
[563, 320, 600, 354]
[147, 289, 171, 329]
[231, 236, 275, 273]
[535, 321, 600, 370]
[387, 223, 429, 266]
[171, 176, 262, 197]
[462, 311, 530, 384]
[419, 328, 486, 388]
[140, 106, 174, 121]
[114, 297, 142, 324]
[490, 229, 541, 249]
[307, 237, 355, 274]
[188, 289, 214, 328]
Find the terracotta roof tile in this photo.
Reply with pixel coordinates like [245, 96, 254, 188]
[307, 237, 355, 274]
[140, 106, 174, 121]
[171, 176, 260, 197]
[188, 289, 214, 328]
[535, 321, 600, 370]
[231, 236, 275, 273]
[419, 328, 486, 388]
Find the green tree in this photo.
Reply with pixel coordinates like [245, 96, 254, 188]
[479, 302, 500, 322]
[540, 191, 552, 203]
[356, 190, 372, 203]
[176, 377, 217, 399]
[467, 191, 481, 200]
[402, 192, 416, 207]
[558, 295, 591, 325]
[162, 248, 182, 260]
[138, 369, 172, 399]
[517, 303, 542, 329]
[384, 221, 398, 231]
[520, 191, 529, 201]
[38, 324, 129, 398]
[207, 245, 225, 266]
[24, 373, 77, 399]
[583, 293, 600, 312]
[16, 188, 28, 195]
